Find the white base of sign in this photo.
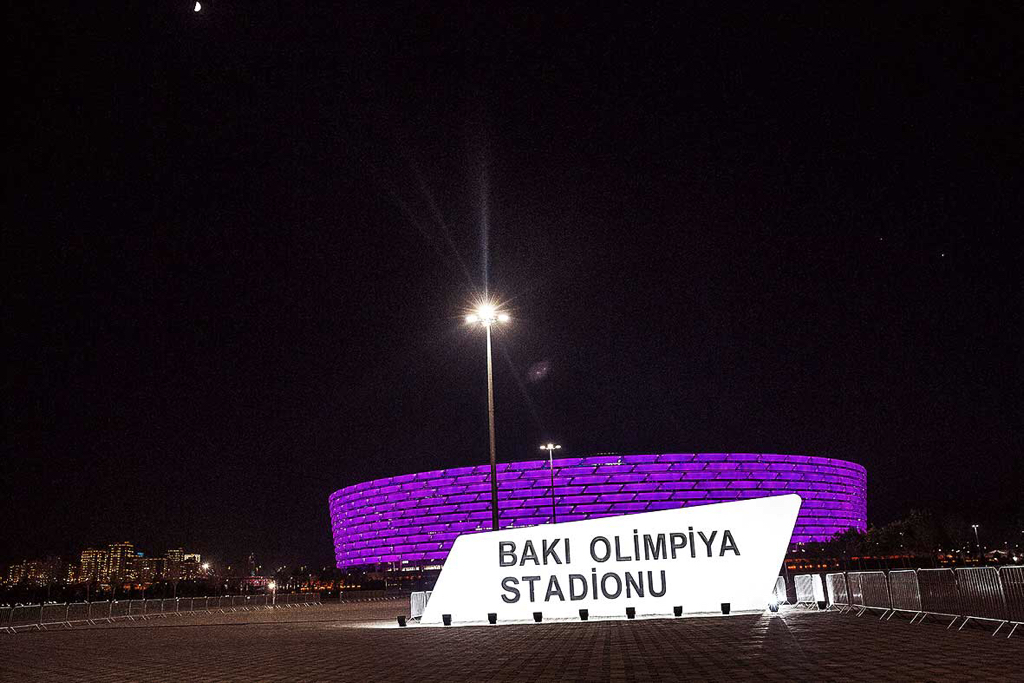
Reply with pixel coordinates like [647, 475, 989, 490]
[421, 494, 801, 625]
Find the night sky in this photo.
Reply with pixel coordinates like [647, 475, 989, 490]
[4, 4, 1021, 569]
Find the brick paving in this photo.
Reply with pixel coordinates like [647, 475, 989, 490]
[1, 601, 1020, 682]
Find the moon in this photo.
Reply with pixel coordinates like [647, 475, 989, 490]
[194, 2, 201, 11]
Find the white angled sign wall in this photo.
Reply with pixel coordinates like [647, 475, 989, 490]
[421, 494, 801, 624]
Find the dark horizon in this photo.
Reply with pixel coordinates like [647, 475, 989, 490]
[4, 4, 1021, 569]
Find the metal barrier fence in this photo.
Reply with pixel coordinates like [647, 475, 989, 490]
[794, 575, 819, 608]
[851, 571, 891, 618]
[887, 570, 922, 621]
[339, 590, 392, 602]
[773, 576, 788, 605]
[954, 567, 1007, 634]
[825, 573, 849, 611]
[847, 572, 864, 608]
[410, 591, 431, 619]
[1000, 566, 1024, 638]
[790, 565, 1023, 637]
[917, 568, 961, 626]
[1, 593, 322, 633]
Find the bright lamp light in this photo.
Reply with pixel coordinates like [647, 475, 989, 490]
[466, 302, 509, 326]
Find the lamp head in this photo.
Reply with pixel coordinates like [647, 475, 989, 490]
[466, 301, 509, 327]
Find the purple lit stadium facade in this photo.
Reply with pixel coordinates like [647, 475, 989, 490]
[329, 453, 866, 570]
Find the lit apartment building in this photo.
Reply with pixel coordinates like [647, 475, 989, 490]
[106, 542, 134, 583]
[80, 549, 108, 582]
[130, 557, 166, 583]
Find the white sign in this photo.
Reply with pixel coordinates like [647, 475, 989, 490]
[421, 494, 801, 624]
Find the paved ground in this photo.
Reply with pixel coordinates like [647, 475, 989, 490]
[1, 600, 1020, 681]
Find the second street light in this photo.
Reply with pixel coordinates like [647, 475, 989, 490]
[540, 443, 561, 524]
[466, 302, 510, 531]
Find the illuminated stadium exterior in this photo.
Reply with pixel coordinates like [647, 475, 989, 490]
[329, 453, 866, 570]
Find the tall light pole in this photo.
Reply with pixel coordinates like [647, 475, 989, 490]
[971, 524, 981, 555]
[540, 443, 561, 524]
[466, 303, 510, 531]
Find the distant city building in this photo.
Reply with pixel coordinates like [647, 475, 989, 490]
[166, 548, 184, 580]
[6, 557, 67, 586]
[130, 557, 166, 583]
[6, 562, 26, 584]
[106, 542, 134, 582]
[79, 549, 108, 582]
[179, 557, 204, 580]
[183, 553, 201, 564]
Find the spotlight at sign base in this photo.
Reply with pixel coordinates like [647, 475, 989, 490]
[721, 603, 731, 615]
[533, 611, 543, 623]
[396, 616, 406, 627]
[673, 606, 683, 617]
[769, 603, 779, 613]
[626, 607, 636, 619]
[487, 613, 497, 624]
[579, 609, 589, 621]
[442, 614, 452, 626]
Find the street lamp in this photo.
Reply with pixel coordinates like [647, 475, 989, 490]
[466, 302, 510, 531]
[539, 443, 561, 524]
[971, 524, 981, 554]
[268, 581, 277, 606]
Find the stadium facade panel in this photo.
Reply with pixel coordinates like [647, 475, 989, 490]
[328, 453, 867, 569]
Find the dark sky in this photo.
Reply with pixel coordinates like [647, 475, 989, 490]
[4, 3, 1021, 568]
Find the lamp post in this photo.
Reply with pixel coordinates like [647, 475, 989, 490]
[268, 581, 277, 606]
[539, 443, 561, 524]
[466, 303, 510, 531]
[971, 524, 981, 555]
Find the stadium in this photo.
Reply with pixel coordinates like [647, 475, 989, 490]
[328, 453, 866, 570]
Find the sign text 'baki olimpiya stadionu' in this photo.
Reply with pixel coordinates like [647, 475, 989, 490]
[329, 453, 866, 570]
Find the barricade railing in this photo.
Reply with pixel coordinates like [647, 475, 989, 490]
[773, 576, 787, 605]
[340, 589, 389, 603]
[111, 600, 130, 619]
[794, 575, 819, 609]
[955, 567, 1008, 635]
[40, 603, 71, 629]
[999, 566, 1023, 638]
[825, 573, 850, 612]
[1, 594, 322, 633]
[88, 601, 111, 623]
[10, 605, 42, 630]
[128, 599, 146, 619]
[886, 570, 922, 622]
[916, 568, 961, 628]
[847, 572, 864, 609]
[410, 591, 429, 619]
[66, 602, 90, 625]
[848, 571, 891, 618]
